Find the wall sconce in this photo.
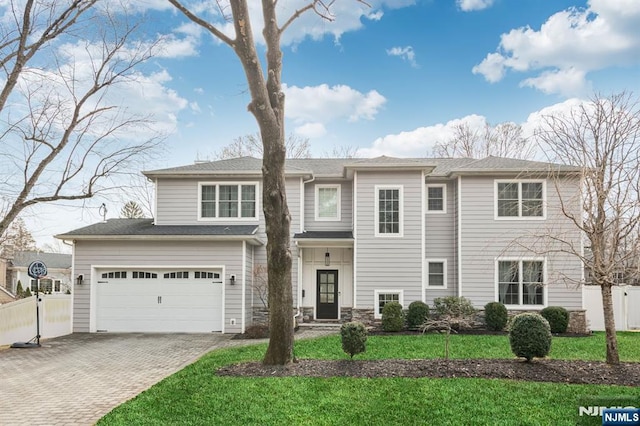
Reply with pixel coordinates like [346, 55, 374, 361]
[76, 274, 84, 285]
[230, 274, 236, 285]
[325, 251, 330, 266]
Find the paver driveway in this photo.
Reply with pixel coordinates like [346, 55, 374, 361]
[0, 332, 249, 425]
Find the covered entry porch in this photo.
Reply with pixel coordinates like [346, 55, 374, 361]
[294, 232, 354, 322]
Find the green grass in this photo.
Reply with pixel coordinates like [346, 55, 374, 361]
[99, 332, 640, 426]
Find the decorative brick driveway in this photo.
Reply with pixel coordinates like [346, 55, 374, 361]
[0, 333, 261, 425]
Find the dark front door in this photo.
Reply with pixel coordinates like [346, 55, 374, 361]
[316, 270, 338, 319]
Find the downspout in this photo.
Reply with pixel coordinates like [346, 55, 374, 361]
[457, 175, 463, 297]
[294, 174, 315, 324]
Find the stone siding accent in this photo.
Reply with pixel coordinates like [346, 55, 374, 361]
[340, 307, 353, 322]
[252, 307, 269, 326]
[567, 310, 588, 334]
[301, 307, 314, 323]
[351, 309, 377, 326]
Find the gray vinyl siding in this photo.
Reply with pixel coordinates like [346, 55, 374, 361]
[424, 179, 457, 304]
[155, 178, 262, 226]
[459, 175, 582, 310]
[303, 180, 353, 231]
[72, 240, 245, 333]
[354, 171, 423, 308]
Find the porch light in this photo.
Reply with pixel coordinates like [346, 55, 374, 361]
[76, 274, 83, 285]
[230, 274, 236, 285]
[325, 250, 330, 266]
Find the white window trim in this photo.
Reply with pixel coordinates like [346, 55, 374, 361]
[197, 181, 259, 221]
[425, 259, 448, 288]
[374, 289, 404, 319]
[426, 184, 447, 214]
[494, 179, 547, 220]
[314, 184, 341, 222]
[374, 185, 404, 237]
[494, 257, 548, 310]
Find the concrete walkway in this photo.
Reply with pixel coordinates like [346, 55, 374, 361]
[0, 330, 334, 425]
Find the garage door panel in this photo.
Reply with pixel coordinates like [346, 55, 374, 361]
[96, 269, 223, 333]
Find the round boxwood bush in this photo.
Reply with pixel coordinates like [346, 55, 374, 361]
[484, 301, 508, 331]
[381, 301, 405, 332]
[509, 313, 552, 361]
[340, 321, 368, 358]
[407, 301, 429, 330]
[540, 306, 569, 333]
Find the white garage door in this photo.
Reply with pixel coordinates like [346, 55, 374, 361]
[95, 269, 223, 332]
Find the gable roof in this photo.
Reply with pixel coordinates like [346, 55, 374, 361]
[143, 156, 580, 179]
[10, 251, 72, 269]
[55, 219, 263, 245]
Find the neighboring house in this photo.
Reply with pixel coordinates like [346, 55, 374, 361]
[56, 156, 587, 334]
[2, 251, 72, 296]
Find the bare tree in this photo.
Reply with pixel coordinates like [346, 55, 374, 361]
[215, 133, 311, 159]
[433, 122, 535, 159]
[0, 217, 36, 254]
[120, 201, 146, 219]
[253, 264, 269, 309]
[323, 145, 360, 158]
[0, 1, 162, 239]
[168, 0, 365, 365]
[534, 92, 640, 365]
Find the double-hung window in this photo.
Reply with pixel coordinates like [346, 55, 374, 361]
[495, 180, 545, 219]
[426, 260, 447, 287]
[375, 185, 403, 236]
[497, 259, 545, 307]
[199, 182, 258, 220]
[315, 184, 341, 221]
[426, 184, 446, 213]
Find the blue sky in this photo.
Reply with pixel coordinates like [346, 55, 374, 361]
[143, 0, 640, 164]
[12, 0, 640, 247]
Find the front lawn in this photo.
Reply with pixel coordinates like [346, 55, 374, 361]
[99, 332, 640, 426]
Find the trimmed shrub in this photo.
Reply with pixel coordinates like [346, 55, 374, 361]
[381, 301, 404, 332]
[540, 306, 569, 333]
[16, 280, 24, 298]
[431, 296, 476, 331]
[407, 301, 429, 330]
[341, 321, 368, 358]
[243, 324, 269, 339]
[24, 287, 32, 297]
[509, 313, 552, 361]
[484, 302, 508, 331]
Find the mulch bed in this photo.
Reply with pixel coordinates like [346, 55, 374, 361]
[217, 358, 640, 387]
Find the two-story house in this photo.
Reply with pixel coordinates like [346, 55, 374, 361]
[56, 156, 587, 334]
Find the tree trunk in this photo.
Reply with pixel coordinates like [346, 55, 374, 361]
[261, 127, 294, 365]
[600, 283, 620, 364]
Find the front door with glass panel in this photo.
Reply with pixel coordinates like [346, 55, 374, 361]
[316, 270, 338, 319]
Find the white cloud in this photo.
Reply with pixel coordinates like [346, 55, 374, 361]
[294, 122, 327, 138]
[284, 83, 386, 123]
[386, 46, 418, 68]
[359, 114, 487, 157]
[457, 0, 495, 12]
[359, 99, 598, 158]
[520, 67, 589, 97]
[473, 0, 640, 96]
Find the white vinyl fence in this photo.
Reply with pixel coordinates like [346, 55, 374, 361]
[0, 294, 72, 346]
[584, 285, 640, 331]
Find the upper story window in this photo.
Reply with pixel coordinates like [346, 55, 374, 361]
[315, 184, 341, 221]
[495, 180, 545, 219]
[375, 185, 403, 237]
[427, 184, 446, 213]
[199, 182, 258, 220]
